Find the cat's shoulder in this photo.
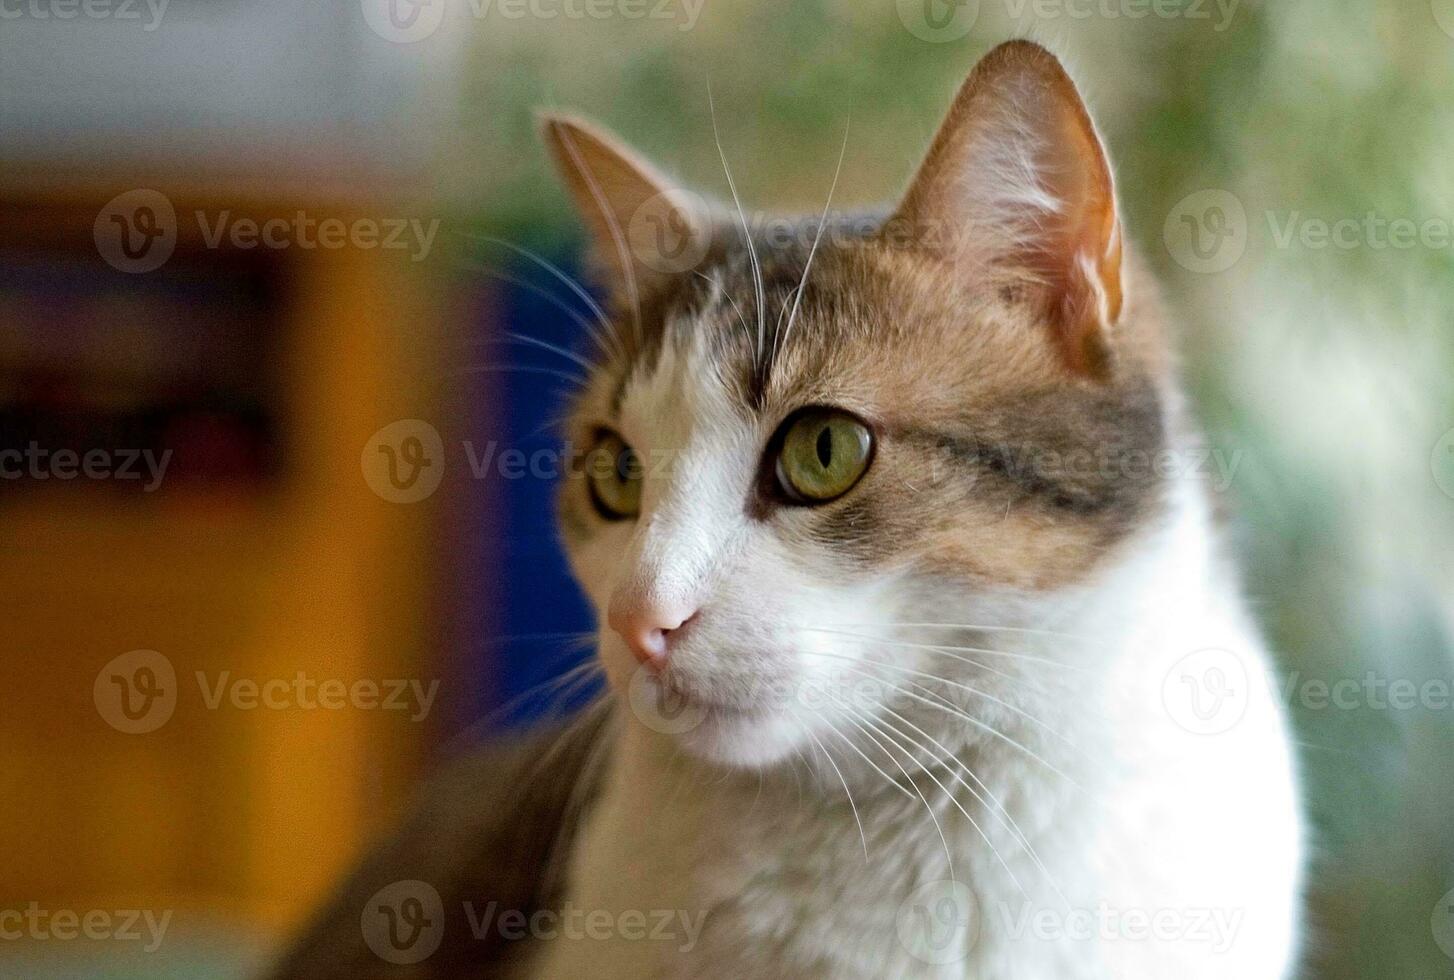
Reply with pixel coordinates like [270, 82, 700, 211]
[265, 706, 615, 980]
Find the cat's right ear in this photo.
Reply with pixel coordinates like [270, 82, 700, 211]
[540, 113, 709, 304]
[887, 41, 1123, 380]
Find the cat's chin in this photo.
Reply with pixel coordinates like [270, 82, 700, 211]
[669, 707, 807, 770]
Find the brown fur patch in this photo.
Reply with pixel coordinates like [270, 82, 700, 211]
[563, 208, 1175, 591]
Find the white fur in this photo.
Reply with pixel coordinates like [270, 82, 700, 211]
[529, 329, 1304, 979]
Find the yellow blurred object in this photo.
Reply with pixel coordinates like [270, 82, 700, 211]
[0, 171, 450, 943]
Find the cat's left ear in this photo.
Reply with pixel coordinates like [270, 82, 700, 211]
[540, 113, 709, 304]
[889, 41, 1123, 379]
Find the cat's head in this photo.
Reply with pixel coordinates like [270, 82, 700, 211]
[541, 41, 1172, 768]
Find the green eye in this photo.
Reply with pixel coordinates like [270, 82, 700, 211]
[585, 432, 643, 519]
[774, 409, 873, 503]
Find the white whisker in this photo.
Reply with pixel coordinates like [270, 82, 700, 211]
[810, 655, 1085, 791]
[801, 723, 869, 862]
[841, 701, 1026, 899]
[707, 80, 766, 366]
[809, 649, 1083, 755]
[803, 705, 916, 802]
[838, 621, 1110, 650]
[472, 236, 622, 359]
[444, 363, 587, 387]
[828, 700, 956, 883]
[501, 331, 599, 373]
[874, 703, 1070, 908]
[440, 654, 600, 755]
[465, 262, 620, 362]
[786, 746, 806, 807]
[697, 270, 754, 344]
[538, 698, 616, 892]
[803, 626, 1086, 673]
[778, 119, 850, 360]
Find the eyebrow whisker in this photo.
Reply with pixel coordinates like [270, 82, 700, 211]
[778, 118, 851, 361]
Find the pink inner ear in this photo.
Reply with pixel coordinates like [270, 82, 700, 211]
[888, 41, 1125, 380]
[1054, 235, 1120, 379]
[1037, 105, 1123, 377]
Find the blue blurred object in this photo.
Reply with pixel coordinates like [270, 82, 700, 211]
[455, 247, 601, 730]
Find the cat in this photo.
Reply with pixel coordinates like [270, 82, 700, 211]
[268, 40, 1303, 980]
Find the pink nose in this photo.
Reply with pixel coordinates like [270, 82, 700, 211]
[607, 593, 696, 670]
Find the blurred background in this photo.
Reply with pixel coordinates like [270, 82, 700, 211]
[2, 1, 1452, 977]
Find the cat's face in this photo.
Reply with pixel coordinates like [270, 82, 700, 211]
[544, 42, 1170, 768]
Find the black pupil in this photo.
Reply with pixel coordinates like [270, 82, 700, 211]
[815, 425, 833, 468]
[614, 449, 633, 483]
